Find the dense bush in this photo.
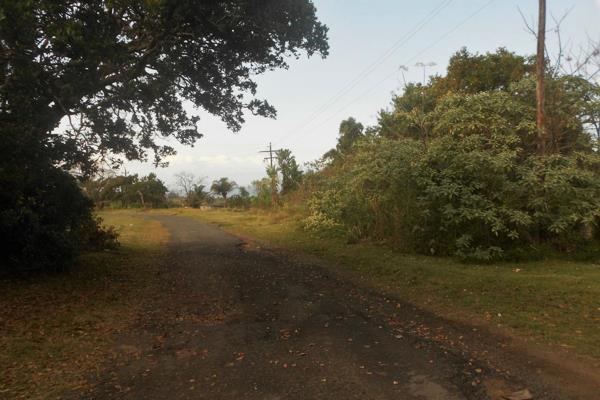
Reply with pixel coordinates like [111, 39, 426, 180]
[303, 48, 600, 261]
[81, 173, 168, 208]
[304, 135, 600, 260]
[519, 153, 600, 247]
[1, 165, 119, 275]
[303, 189, 345, 232]
[227, 187, 251, 209]
[412, 134, 528, 259]
[186, 185, 211, 208]
[251, 178, 275, 208]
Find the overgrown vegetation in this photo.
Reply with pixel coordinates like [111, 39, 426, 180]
[82, 172, 169, 209]
[301, 48, 600, 260]
[2, 168, 119, 276]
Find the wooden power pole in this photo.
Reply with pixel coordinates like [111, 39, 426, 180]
[259, 142, 281, 206]
[536, 0, 547, 155]
[259, 142, 280, 170]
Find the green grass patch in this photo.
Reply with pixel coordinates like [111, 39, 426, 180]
[158, 207, 600, 360]
[0, 210, 168, 400]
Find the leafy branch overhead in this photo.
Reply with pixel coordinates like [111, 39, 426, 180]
[1, 0, 329, 173]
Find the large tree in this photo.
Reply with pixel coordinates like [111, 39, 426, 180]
[1, 0, 329, 172]
[276, 148, 303, 195]
[0, 0, 328, 273]
[323, 117, 364, 162]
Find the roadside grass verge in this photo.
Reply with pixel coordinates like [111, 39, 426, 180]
[0, 210, 168, 400]
[157, 207, 600, 360]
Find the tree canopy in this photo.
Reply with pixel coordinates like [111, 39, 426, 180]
[323, 117, 365, 161]
[211, 177, 237, 200]
[1, 0, 329, 173]
[81, 172, 168, 208]
[277, 148, 303, 195]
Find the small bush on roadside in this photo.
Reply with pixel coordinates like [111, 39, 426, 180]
[302, 189, 345, 232]
[77, 216, 120, 252]
[1, 166, 120, 276]
[227, 194, 251, 209]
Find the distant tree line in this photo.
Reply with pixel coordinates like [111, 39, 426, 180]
[82, 173, 168, 209]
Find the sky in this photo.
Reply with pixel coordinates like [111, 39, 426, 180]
[123, 0, 600, 191]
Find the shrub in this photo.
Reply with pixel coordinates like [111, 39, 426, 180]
[1, 165, 119, 275]
[227, 194, 251, 209]
[251, 178, 275, 208]
[345, 138, 422, 242]
[302, 189, 344, 232]
[302, 134, 600, 260]
[77, 216, 120, 252]
[412, 133, 529, 259]
[519, 153, 600, 248]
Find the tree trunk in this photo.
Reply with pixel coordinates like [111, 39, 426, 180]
[137, 190, 145, 208]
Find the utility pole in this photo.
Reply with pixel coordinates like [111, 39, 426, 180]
[259, 142, 280, 170]
[259, 142, 281, 206]
[415, 62, 436, 85]
[536, 0, 546, 155]
[398, 65, 409, 89]
[415, 62, 436, 146]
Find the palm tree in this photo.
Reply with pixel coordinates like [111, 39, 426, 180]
[210, 177, 237, 200]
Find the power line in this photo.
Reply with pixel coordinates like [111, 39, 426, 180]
[273, 0, 454, 146]
[280, 0, 497, 147]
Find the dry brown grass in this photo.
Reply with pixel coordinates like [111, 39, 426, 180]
[0, 210, 168, 400]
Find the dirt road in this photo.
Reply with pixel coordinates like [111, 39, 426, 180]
[74, 215, 597, 399]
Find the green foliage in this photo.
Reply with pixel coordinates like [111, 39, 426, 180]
[227, 187, 251, 209]
[412, 134, 528, 259]
[305, 135, 600, 260]
[519, 153, 600, 243]
[2, 0, 329, 173]
[251, 178, 274, 208]
[211, 177, 237, 200]
[82, 173, 168, 208]
[432, 47, 533, 94]
[81, 216, 120, 252]
[377, 83, 432, 141]
[129, 173, 168, 208]
[1, 167, 118, 275]
[303, 48, 600, 260]
[323, 117, 365, 162]
[302, 189, 344, 232]
[277, 149, 303, 195]
[336, 117, 365, 154]
[186, 184, 210, 208]
[378, 48, 533, 141]
[509, 76, 595, 154]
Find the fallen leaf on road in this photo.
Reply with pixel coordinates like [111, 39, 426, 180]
[502, 388, 533, 400]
